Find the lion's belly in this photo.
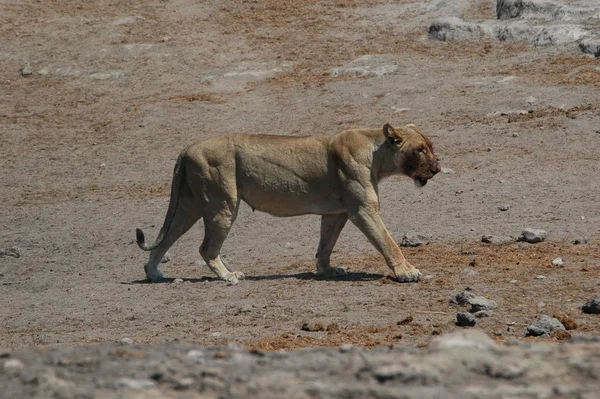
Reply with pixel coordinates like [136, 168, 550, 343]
[240, 190, 347, 217]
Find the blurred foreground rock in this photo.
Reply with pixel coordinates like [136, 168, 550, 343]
[2, 330, 600, 398]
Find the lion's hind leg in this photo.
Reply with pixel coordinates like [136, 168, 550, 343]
[315, 214, 349, 277]
[199, 200, 244, 285]
[144, 199, 201, 282]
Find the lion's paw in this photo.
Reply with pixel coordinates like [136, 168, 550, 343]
[225, 271, 246, 285]
[394, 268, 421, 283]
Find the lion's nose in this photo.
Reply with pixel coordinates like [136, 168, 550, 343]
[430, 159, 441, 174]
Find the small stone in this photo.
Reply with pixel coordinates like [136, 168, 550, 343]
[571, 237, 588, 245]
[440, 167, 455, 174]
[238, 304, 253, 313]
[487, 147, 492, 152]
[518, 228, 548, 243]
[301, 322, 325, 332]
[399, 233, 430, 247]
[339, 343, 353, 353]
[551, 257, 564, 267]
[3, 359, 24, 371]
[119, 337, 134, 345]
[474, 310, 492, 318]
[582, 296, 600, 314]
[283, 242, 294, 249]
[0, 247, 21, 258]
[512, 132, 519, 137]
[510, 279, 518, 284]
[397, 315, 414, 325]
[481, 235, 513, 245]
[527, 315, 566, 337]
[462, 269, 477, 277]
[115, 378, 157, 389]
[456, 311, 476, 327]
[535, 275, 546, 280]
[468, 296, 497, 312]
[20, 66, 33, 76]
[211, 332, 222, 337]
[186, 349, 205, 360]
[450, 292, 475, 305]
[498, 205, 509, 211]
[173, 278, 184, 284]
[100, 163, 106, 169]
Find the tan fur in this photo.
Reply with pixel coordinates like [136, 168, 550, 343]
[136, 123, 440, 284]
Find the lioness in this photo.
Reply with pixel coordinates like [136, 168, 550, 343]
[136, 123, 440, 284]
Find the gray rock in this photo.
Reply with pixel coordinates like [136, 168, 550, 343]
[582, 296, 600, 314]
[474, 310, 492, 318]
[572, 237, 589, 245]
[20, 66, 33, 76]
[456, 312, 476, 327]
[119, 338, 134, 345]
[115, 378, 157, 389]
[580, 38, 600, 57]
[428, 17, 488, 42]
[462, 269, 478, 277]
[399, 233, 430, 247]
[0, 247, 21, 258]
[535, 275, 547, 280]
[498, 205, 510, 211]
[481, 235, 514, 244]
[468, 296, 497, 312]
[527, 315, 566, 336]
[450, 291, 475, 305]
[173, 278, 184, 284]
[518, 228, 548, 243]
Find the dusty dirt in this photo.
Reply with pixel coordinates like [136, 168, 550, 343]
[1, 0, 599, 394]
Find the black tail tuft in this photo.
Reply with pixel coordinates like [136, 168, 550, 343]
[136, 228, 145, 248]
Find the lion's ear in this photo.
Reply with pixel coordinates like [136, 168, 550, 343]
[383, 123, 401, 146]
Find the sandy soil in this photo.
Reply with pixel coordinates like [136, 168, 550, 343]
[1, 0, 599, 357]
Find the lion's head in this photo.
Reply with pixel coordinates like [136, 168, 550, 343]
[383, 123, 441, 187]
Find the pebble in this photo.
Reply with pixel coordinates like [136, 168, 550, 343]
[0, 247, 21, 258]
[510, 279, 518, 284]
[3, 358, 24, 371]
[518, 228, 548, 243]
[115, 378, 157, 389]
[20, 66, 33, 76]
[468, 296, 497, 313]
[551, 257, 564, 267]
[399, 233, 430, 247]
[440, 167, 455, 174]
[462, 269, 477, 277]
[238, 304, 253, 313]
[535, 275, 546, 280]
[527, 315, 566, 337]
[173, 278, 184, 284]
[481, 235, 514, 245]
[498, 205, 509, 211]
[339, 344, 353, 353]
[571, 237, 588, 245]
[582, 296, 600, 314]
[456, 312, 476, 327]
[449, 292, 475, 305]
[119, 338, 134, 345]
[512, 132, 519, 137]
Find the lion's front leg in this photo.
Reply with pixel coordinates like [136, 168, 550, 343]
[315, 214, 349, 277]
[348, 203, 421, 283]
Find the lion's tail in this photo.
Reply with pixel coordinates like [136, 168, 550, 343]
[136, 155, 186, 251]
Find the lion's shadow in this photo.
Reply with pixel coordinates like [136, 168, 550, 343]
[124, 271, 384, 285]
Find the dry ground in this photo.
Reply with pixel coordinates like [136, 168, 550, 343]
[1, 0, 599, 355]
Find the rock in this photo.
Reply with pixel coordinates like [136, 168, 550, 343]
[397, 315, 414, 325]
[481, 235, 514, 244]
[0, 247, 21, 258]
[498, 205, 510, 211]
[518, 228, 548, 243]
[429, 329, 497, 350]
[20, 66, 33, 76]
[173, 278, 184, 284]
[440, 167, 455, 174]
[512, 132, 519, 137]
[474, 310, 492, 318]
[468, 296, 497, 313]
[238, 304, 253, 314]
[449, 291, 475, 305]
[301, 322, 325, 332]
[428, 17, 487, 42]
[582, 296, 600, 314]
[551, 257, 564, 267]
[456, 312, 476, 327]
[535, 275, 546, 280]
[3, 358, 24, 371]
[119, 338, 134, 345]
[580, 38, 600, 57]
[339, 344, 353, 353]
[462, 269, 477, 277]
[399, 233, 430, 247]
[527, 315, 566, 337]
[571, 237, 589, 245]
[115, 378, 157, 389]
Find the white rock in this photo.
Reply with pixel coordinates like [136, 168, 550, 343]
[535, 275, 546, 280]
[119, 337, 134, 345]
[115, 378, 156, 389]
[3, 359, 24, 371]
[441, 167, 455, 174]
[551, 257, 564, 267]
[173, 278, 184, 284]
